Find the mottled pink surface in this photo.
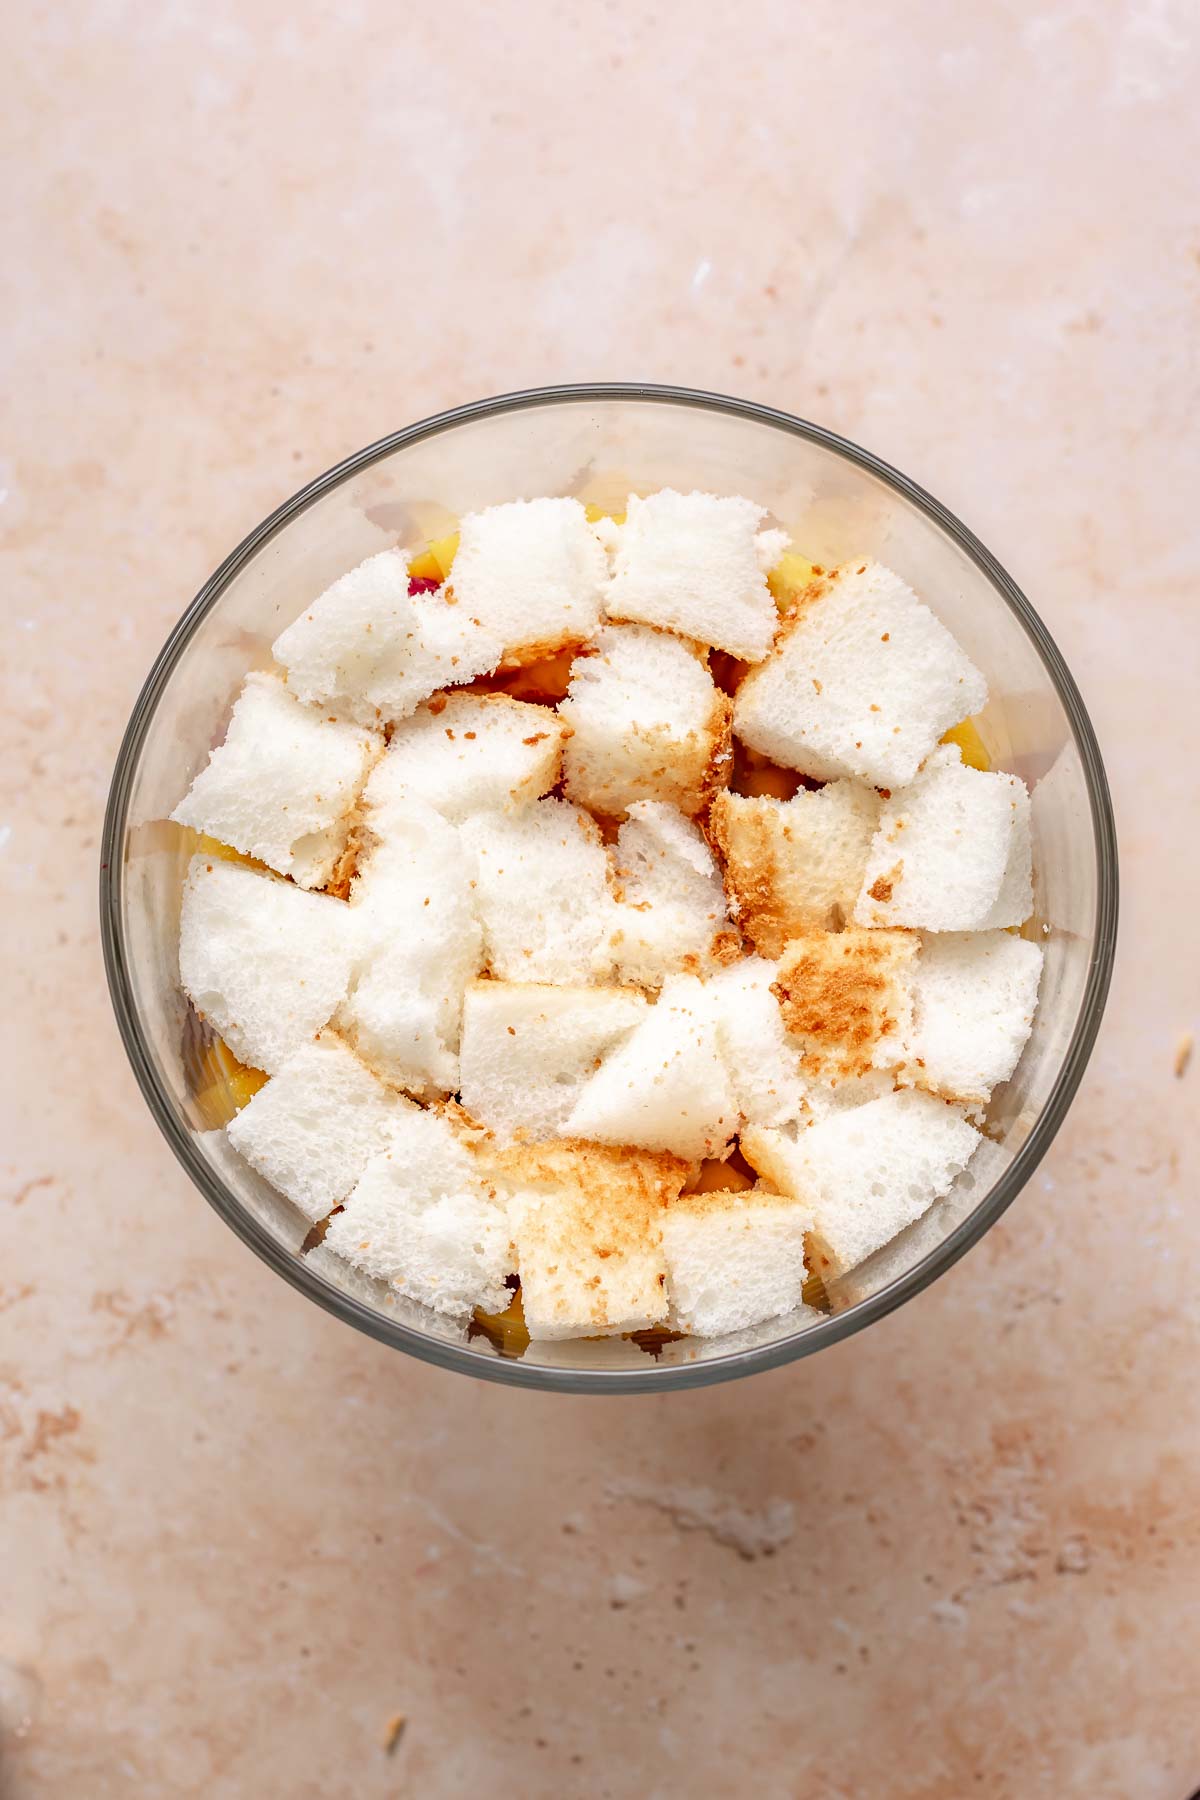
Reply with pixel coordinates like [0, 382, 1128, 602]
[2, 1, 1197, 1795]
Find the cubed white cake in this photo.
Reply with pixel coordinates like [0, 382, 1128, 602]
[566, 973, 738, 1159]
[272, 550, 504, 726]
[447, 497, 608, 663]
[710, 780, 881, 955]
[458, 980, 648, 1141]
[609, 801, 733, 988]
[178, 856, 356, 1074]
[459, 797, 616, 984]
[854, 747, 1032, 931]
[484, 1141, 682, 1339]
[364, 692, 565, 825]
[694, 957, 810, 1129]
[662, 1186, 815, 1337]
[742, 1089, 980, 1277]
[905, 930, 1044, 1104]
[170, 671, 380, 888]
[560, 624, 732, 817]
[227, 1032, 411, 1222]
[772, 928, 917, 1082]
[325, 1107, 512, 1318]
[733, 560, 988, 787]
[604, 489, 786, 661]
[337, 798, 483, 1098]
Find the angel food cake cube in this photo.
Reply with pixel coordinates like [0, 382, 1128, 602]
[446, 497, 608, 664]
[272, 550, 504, 726]
[771, 928, 917, 1084]
[566, 974, 738, 1159]
[178, 856, 356, 1075]
[743, 1089, 981, 1278]
[364, 692, 566, 824]
[459, 797, 616, 984]
[484, 1141, 686, 1339]
[560, 624, 732, 817]
[170, 671, 380, 888]
[604, 489, 787, 661]
[325, 1106, 512, 1318]
[733, 560, 988, 788]
[905, 931, 1044, 1105]
[609, 801, 735, 989]
[662, 1186, 817, 1337]
[226, 1032, 410, 1222]
[458, 980, 648, 1142]
[687, 958, 811, 1130]
[710, 780, 881, 955]
[337, 798, 483, 1099]
[854, 747, 1033, 931]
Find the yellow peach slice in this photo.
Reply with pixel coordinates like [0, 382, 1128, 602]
[471, 1285, 530, 1359]
[193, 1037, 268, 1129]
[941, 717, 990, 772]
[408, 531, 460, 584]
[584, 503, 626, 528]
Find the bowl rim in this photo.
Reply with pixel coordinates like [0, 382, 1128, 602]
[100, 381, 1119, 1394]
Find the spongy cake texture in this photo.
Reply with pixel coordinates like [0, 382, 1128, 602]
[272, 550, 504, 725]
[179, 856, 356, 1075]
[171, 671, 380, 888]
[733, 560, 988, 787]
[365, 693, 566, 823]
[710, 780, 880, 953]
[560, 624, 731, 817]
[663, 1186, 816, 1336]
[447, 497, 608, 663]
[605, 489, 786, 661]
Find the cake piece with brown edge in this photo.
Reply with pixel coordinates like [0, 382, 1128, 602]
[709, 780, 881, 955]
[445, 497, 609, 666]
[771, 928, 917, 1083]
[560, 624, 732, 818]
[604, 489, 788, 662]
[733, 560, 987, 788]
[608, 801, 738, 990]
[662, 1184, 819, 1337]
[272, 550, 505, 726]
[742, 1089, 981, 1279]
[170, 670, 381, 890]
[478, 1139, 689, 1340]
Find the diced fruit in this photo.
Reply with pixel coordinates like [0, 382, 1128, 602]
[193, 1035, 268, 1128]
[470, 1283, 530, 1358]
[407, 575, 441, 596]
[489, 648, 579, 704]
[407, 531, 460, 585]
[730, 741, 803, 801]
[584, 503, 627, 527]
[941, 717, 990, 772]
[767, 551, 816, 611]
[627, 1323, 689, 1357]
[176, 826, 259, 870]
[802, 1267, 830, 1312]
[684, 1155, 756, 1194]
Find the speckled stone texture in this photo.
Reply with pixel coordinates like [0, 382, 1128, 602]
[2, 1, 1197, 1795]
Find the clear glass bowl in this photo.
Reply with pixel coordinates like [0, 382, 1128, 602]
[100, 385, 1118, 1392]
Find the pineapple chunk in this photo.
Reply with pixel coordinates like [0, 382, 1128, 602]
[407, 531, 460, 584]
[767, 550, 816, 611]
[583, 503, 627, 528]
[941, 716, 990, 772]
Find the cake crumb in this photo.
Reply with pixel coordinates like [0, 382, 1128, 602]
[382, 1713, 407, 1755]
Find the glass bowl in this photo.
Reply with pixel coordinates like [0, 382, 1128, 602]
[100, 384, 1118, 1392]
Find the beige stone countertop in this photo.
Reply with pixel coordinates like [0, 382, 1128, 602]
[2, 1, 1197, 1794]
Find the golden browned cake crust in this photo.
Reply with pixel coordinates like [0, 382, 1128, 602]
[771, 927, 917, 1081]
